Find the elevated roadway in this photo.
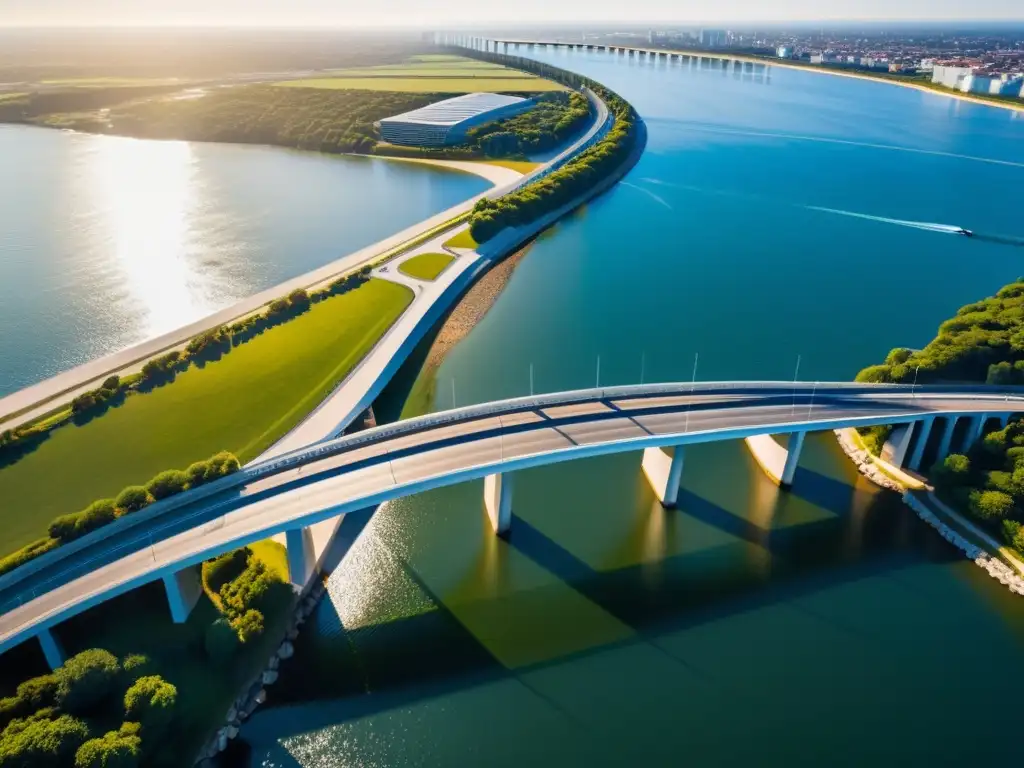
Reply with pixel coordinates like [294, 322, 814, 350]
[1, 382, 1020, 665]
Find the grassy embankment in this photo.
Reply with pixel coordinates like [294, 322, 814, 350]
[398, 253, 455, 281]
[483, 159, 540, 173]
[443, 229, 479, 250]
[0, 279, 412, 553]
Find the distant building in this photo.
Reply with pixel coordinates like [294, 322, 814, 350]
[376, 93, 535, 147]
[932, 62, 975, 90]
[700, 29, 728, 48]
[777, 46, 795, 59]
[961, 72, 1024, 96]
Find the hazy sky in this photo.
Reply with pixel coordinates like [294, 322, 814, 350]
[3, 0, 1022, 27]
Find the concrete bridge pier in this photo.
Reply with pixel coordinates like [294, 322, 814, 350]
[745, 432, 806, 488]
[37, 627, 65, 671]
[286, 526, 317, 590]
[963, 413, 987, 452]
[484, 473, 514, 535]
[641, 446, 685, 508]
[907, 416, 935, 472]
[881, 423, 915, 470]
[162, 564, 203, 624]
[936, 416, 958, 463]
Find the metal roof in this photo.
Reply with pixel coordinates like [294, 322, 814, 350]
[379, 92, 528, 128]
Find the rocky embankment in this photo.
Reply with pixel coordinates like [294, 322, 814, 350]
[834, 428, 1024, 596]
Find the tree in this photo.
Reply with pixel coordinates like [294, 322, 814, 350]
[0, 713, 89, 767]
[74, 723, 141, 768]
[931, 454, 971, 489]
[145, 470, 188, 501]
[101, 376, 121, 392]
[123, 677, 176, 739]
[230, 609, 265, 644]
[202, 548, 251, 593]
[15, 674, 58, 710]
[987, 361, 1013, 385]
[121, 655, 152, 685]
[56, 649, 121, 715]
[968, 490, 1015, 522]
[114, 487, 151, 514]
[185, 461, 211, 488]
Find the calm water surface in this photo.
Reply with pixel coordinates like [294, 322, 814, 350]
[0, 127, 490, 396]
[247, 51, 1024, 765]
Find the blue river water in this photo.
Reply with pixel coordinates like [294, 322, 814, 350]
[0, 128, 490, 397]
[244, 51, 1024, 766]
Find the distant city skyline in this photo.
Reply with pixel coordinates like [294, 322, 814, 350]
[2, 0, 1024, 27]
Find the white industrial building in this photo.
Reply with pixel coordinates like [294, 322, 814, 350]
[932, 63, 975, 90]
[376, 92, 536, 148]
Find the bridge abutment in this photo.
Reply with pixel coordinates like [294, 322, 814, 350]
[484, 473, 513, 535]
[641, 446, 685, 508]
[162, 564, 203, 624]
[881, 423, 915, 469]
[37, 627, 65, 671]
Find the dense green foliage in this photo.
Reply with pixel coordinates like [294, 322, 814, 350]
[459, 51, 642, 243]
[855, 279, 1024, 385]
[930, 418, 1024, 556]
[0, 651, 176, 768]
[467, 91, 590, 156]
[202, 548, 252, 594]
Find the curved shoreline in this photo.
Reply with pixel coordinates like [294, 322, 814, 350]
[0, 156, 521, 431]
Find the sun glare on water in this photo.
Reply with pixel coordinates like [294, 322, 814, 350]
[88, 135, 219, 338]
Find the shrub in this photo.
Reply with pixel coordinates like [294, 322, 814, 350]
[55, 649, 121, 715]
[0, 696, 29, 732]
[186, 460, 211, 488]
[967, 490, 1015, 522]
[123, 676, 177, 738]
[101, 376, 121, 391]
[206, 451, 240, 480]
[288, 288, 311, 309]
[0, 713, 90, 765]
[121, 655, 153, 684]
[981, 428, 1010, 459]
[15, 674, 58, 709]
[987, 361, 1014, 385]
[203, 548, 252, 593]
[219, 561, 288, 620]
[48, 500, 117, 543]
[74, 723, 141, 768]
[0, 538, 59, 577]
[1003, 520, 1024, 554]
[230, 609, 265, 644]
[1005, 446, 1024, 469]
[931, 454, 971, 489]
[114, 486, 151, 514]
[986, 470, 1015, 497]
[204, 619, 240, 663]
[146, 470, 188, 501]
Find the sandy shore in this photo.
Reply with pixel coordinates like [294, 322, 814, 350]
[422, 243, 533, 370]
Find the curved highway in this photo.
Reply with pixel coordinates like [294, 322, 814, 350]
[1, 381, 1021, 656]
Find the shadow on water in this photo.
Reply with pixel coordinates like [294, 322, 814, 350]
[255, 472, 968, 747]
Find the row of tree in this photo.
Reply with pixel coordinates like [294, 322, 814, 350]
[457, 52, 642, 243]
[0, 451, 240, 578]
[855, 279, 1024, 386]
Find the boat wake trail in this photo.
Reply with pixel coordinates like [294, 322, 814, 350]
[621, 181, 673, 210]
[973, 234, 1024, 248]
[807, 206, 964, 235]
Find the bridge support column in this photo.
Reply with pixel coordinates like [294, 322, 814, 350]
[1000, 414, 1012, 428]
[37, 627, 65, 671]
[484, 473, 513, 535]
[936, 416, 958, 463]
[881, 423, 915, 470]
[908, 416, 935, 472]
[162, 564, 202, 624]
[962, 414, 986, 452]
[641, 447, 685, 508]
[286, 526, 317, 590]
[781, 431, 806, 487]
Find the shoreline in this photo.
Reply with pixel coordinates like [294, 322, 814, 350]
[0, 155, 521, 431]
[834, 427, 1024, 595]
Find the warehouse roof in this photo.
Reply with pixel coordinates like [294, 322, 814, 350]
[379, 92, 528, 127]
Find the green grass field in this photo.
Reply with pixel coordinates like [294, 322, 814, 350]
[275, 76, 562, 93]
[398, 252, 455, 280]
[443, 229, 479, 250]
[0, 279, 412, 552]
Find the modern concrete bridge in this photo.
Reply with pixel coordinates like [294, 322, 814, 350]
[1, 382, 1019, 668]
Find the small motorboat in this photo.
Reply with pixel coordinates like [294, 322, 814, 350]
[958, 228, 974, 238]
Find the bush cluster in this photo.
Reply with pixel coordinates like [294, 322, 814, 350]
[468, 91, 592, 157]
[0, 650, 177, 768]
[930, 418, 1024, 554]
[70, 376, 124, 416]
[0, 451, 240, 580]
[855, 279, 1024, 386]
[204, 550, 293, 657]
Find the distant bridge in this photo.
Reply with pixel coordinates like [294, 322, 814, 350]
[0, 381, 1018, 668]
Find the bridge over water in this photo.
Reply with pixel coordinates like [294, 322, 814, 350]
[1, 381, 1019, 668]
